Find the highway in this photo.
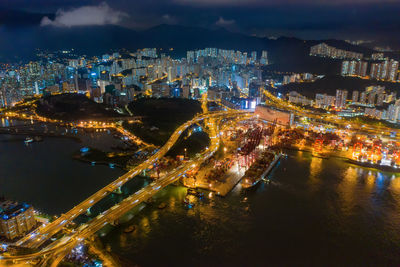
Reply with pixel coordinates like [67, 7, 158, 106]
[263, 89, 400, 138]
[0, 109, 251, 266]
[16, 110, 243, 249]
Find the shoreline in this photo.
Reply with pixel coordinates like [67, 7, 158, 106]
[284, 145, 400, 173]
[345, 158, 400, 173]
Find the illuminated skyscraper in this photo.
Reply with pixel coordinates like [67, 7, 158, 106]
[0, 201, 36, 240]
[352, 90, 359, 103]
[260, 50, 268, 65]
[335, 89, 348, 109]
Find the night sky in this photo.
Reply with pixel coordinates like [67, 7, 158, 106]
[1, 0, 400, 42]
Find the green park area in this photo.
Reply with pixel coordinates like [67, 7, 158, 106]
[123, 97, 202, 146]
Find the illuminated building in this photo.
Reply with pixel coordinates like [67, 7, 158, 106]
[371, 53, 385, 60]
[377, 93, 385, 106]
[260, 51, 268, 65]
[388, 60, 399, 81]
[310, 43, 363, 59]
[255, 105, 293, 126]
[370, 63, 382, 79]
[341, 61, 349, 76]
[288, 91, 312, 106]
[341, 60, 368, 77]
[250, 51, 257, 64]
[335, 89, 348, 109]
[352, 90, 359, 103]
[370, 60, 398, 81]
[368, 93, 376, 105]
[0, 201, 36, 240]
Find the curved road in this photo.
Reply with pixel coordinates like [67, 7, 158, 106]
[1, 110, 250, 266]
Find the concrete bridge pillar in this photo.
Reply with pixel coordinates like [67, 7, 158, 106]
[86, 207, 92, 216]
[110, 219, 119, 226]
[114, 186, 123, 194]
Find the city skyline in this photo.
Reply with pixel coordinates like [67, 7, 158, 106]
[2, 1, 400, 266]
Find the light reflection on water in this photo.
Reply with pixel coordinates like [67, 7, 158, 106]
[100, 150, 400, 266]
[0, 123, 125, 214]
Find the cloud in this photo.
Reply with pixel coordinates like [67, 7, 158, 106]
[40, 2, 128, 27]
[161, 14, 177, 24]
[175, 0, 260, 6]
[174, 0, 400, 6]
[216, 17, 235, 26]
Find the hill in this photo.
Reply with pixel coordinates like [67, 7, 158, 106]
[124, 98, 202, 146]
[0, 24, 375, 75]
[280, 75, 400, 98]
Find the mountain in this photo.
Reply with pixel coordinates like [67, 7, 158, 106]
[281, 75, 400, 98]
[0, 23, 376, 75]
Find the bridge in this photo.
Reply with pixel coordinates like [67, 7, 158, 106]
[0, 109, 252, 266]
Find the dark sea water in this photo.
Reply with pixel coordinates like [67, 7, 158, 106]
[0, 133, 125, 215]
[100, 150, 400, 267]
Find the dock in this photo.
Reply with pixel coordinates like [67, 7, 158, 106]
[194, 163, 244, 196]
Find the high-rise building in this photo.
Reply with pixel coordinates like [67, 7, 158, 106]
[315, 93, 335, 108]
[187, 51, 195, 63]
[0, 201, 36, 240]
[381, 60, 390, 79]
[352, 90, 359, 103]
[310, 43, 363, 59]
[341, 60, 368, 77]
[369, 60, 398, 81]
[377, 93, 385, 106]
[371, 53, 385, 60]
[370, 63, 382, 79]
[387, 101, 400, 122]
[368, 93, 376, 105]
[250, 51, 257, 64]
[359, 61, 368, 77]
[335, 89, 348, 109]
[360, 92, 367, 104]
[341, 61, 349, 76]
[260, 51, 268, 65]
[388, 60, 399, 81]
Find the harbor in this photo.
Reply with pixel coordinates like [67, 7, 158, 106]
[185, 150, 283, 196]
[101, 149, 400, 266]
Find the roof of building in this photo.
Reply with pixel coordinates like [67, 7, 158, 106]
[0, 202, 31, 221]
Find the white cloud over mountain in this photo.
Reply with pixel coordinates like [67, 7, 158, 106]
[41, 2, 127, 27]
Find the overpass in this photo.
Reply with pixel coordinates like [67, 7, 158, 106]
[1, 110, 251, 266]
[15, 110, 245, 249]
[263, 89, 400, 139]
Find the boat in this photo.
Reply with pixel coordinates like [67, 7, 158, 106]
[183, 197, 195, 208]
[187, 188, 204, 198]
[241, 153, 282, 189]
[80, 147, 90, 153]
[24, 137, 34, 144]
[123, 225, 136, 233]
